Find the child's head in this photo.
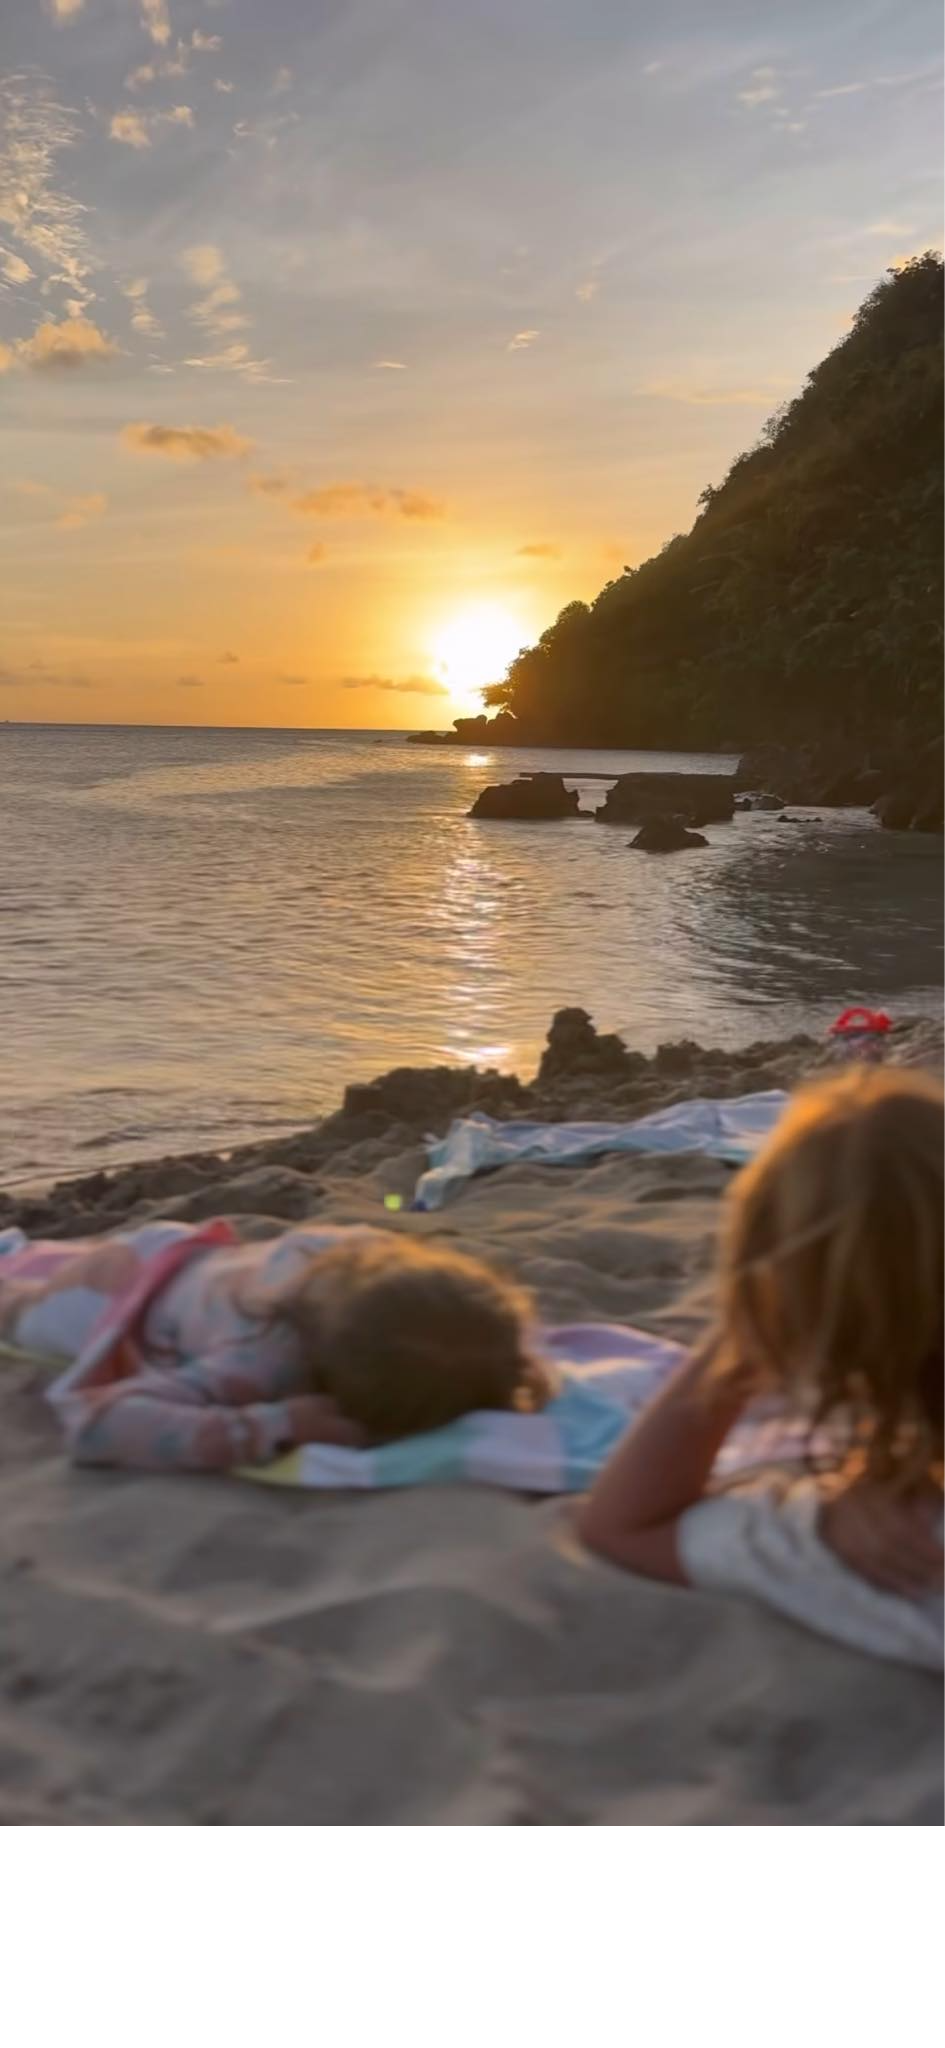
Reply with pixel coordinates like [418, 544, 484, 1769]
[717, 1066, 943, 1484]
[283, 1233, 550, 1438]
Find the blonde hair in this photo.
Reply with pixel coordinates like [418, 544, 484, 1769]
[714, 1066, 943, 1486]
[276, 1234, 549, 1438]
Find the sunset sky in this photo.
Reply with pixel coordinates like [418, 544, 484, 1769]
[1, 0, 941, 727]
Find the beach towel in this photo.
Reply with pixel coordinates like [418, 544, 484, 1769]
[412, 1090, 789, 1210]
[246, 1321, 816, 1494]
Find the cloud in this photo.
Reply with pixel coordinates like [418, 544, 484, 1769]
[291, 483, 446, 521]
[865, 218, 917, 237]
[110, 106, 194, 148]
[45, 0, 86, 19]
[575, 279, 599, 302]
[57, 491, 107, 531]
[184, 342, 272, 381]
[277, 672, 309, 687]
[191, 32, 222, 53]
[177, 675, 204, 688]
[0, 74, 92, 302]
[643, 60, 664, 76]
[0, 663, 93, 690]
[18, 315, 117, 370]
[122, 276, 163, 338]
[815, 81, 868, 100]
[109, 111, 151, 149]
[219, 650, 239, 664]
[737, 66, 779, 108]
[182, 244, 224, 287]
[306, 543, 327, 565]
[517, 541, 561, 559]
[507, 329, 539, 350]
[1, 249, 33, 284]
[249, 472, 289, 497]
[373, 359, 406, 370]
[341, 675, 449, 697]
[271, 67, 293, 95]
[141, 0, 171, 46]
[121, 420, 253, 460]
[0, 342, 15, 372]
[642, 378, 790, 407]
[214, 79, 235, 94]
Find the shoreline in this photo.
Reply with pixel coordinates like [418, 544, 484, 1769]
[5, 1007, 941, 1239]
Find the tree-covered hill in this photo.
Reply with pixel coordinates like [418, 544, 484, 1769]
[479, 256, 943, 753]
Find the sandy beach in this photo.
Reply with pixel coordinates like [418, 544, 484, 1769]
[1, 1012, 942, 1825]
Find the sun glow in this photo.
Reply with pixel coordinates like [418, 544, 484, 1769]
[430, 602, 531, 717]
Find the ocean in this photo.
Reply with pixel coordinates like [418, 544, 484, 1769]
[2, 723, 941, 1185]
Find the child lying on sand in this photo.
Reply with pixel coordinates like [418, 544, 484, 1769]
[0, 1225, 551, 1469]
[579, 1068, 944, 1668]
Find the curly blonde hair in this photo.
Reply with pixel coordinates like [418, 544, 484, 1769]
[279, 1234, 550, 1438]
[714, 1065, 943, 1487]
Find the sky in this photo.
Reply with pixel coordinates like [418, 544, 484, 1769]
[1, 0, 942, 728]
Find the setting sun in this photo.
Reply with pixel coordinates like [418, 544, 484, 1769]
[430, 604, 532, 717]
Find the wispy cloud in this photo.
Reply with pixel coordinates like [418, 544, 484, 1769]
[517, 541, 561, 559]
[214, 78, 234, 94]
[575, 279, 599, 302]
[0, 74, 92, 302]
[141, 0, 172, 47]
[121, 420, 253, 460]
[815, 81, 869, 100]
[864, 217, 917, 237]
[44, 0, 86, 20]
[1, 249, 34, 285]
[10, 476, 107, 529]
[176, 674, 204, 688]
[16, 314, 117, 370]
[179, 244, 269, 379]
[372, 358, 406, 370]
[109, 106, 194, 148]
[277, 672, 309, 687]
[737, 66, 779, 108]
[291, 483, 446, 520]
[641, 379, 789, 407]
[507, 329, 539, 351]
[249, 472, 289, 497]
[57, 490, 107, 530]
[219, 650, 239, 664]
[121, 276, 163, 337]
[342, 674, 449, 697]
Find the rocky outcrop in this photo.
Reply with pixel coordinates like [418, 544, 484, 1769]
[596, 772, 734, 826]
[537, 1007, 646, 1086]
[735, 792, 786, 812]
[469, 773, 584, 820]
[629, 815, 708, 851]
[734, 743, 941, 828]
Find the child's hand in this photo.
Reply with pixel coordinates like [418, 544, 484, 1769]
[820, 1476, 944, 1596]
[285, 1396, 370, 1449]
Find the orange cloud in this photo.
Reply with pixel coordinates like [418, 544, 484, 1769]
[122, 421, 253, 460]
[18, 316, 118, 370]
[517, 541, 561, 559]
[291, 483, 446, 520]
[342, 674, 449, 697]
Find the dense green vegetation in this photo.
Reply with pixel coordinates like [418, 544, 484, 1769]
[480, 256, 943, 751]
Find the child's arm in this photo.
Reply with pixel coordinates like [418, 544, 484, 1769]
[64, 1368, 365, 1472]
[576, 1334, 750, 1583]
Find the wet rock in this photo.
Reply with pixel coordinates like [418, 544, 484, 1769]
[469, 773, 583, 821]
[629, 814, 708, 851]
[342, 1064, 528, 1128]
[597, 772, 733, 826]
[873, 744, 943, 833]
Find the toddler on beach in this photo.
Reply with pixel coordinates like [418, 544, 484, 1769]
[0, 1224, 550, 1470]
[579, 1067, 944, 1668]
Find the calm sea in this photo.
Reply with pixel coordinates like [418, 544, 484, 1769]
[1, 723, 941, 1185]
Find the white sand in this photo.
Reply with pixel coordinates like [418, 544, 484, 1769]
[1, 1134, 941, 1825]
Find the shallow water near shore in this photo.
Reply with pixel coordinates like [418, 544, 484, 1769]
[1, 723, 941, 1185]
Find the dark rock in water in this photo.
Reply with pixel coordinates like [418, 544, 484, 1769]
[629, 813, 708, 851]
[597, 772, 733, 825]
[778, 812, 823, 823]
[537, 1006, 646, 1086]
[406, 729, 448, 745]
[469, 773, 583, 821]
[873, 741, 943, 832]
